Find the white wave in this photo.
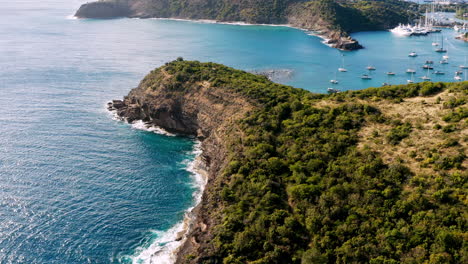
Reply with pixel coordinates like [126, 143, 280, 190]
[66, 14, 78, 20]
[127, 141, 206, 264]
[131, 120, 176, 137]
[106, 103, 177, 137]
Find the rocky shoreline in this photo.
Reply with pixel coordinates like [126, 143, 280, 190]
[108, 100, 212, 262]
[74, 1, 363, 51]
[107, 67, 257, 263]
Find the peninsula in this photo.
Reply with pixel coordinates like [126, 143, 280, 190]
[110, 59, 467, 263]
[75, 0, 418, 50]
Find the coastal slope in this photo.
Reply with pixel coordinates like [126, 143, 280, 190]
[111, 59, 467, 264]
[75, 0, 417, 50]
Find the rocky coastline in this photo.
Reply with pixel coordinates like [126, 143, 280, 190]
[74, 0, 363, 51]
[107, 64, 258, 263]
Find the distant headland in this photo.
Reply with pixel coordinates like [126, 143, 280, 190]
[75, 0, 419, 51]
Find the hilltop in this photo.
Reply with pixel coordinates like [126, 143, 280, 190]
[111, 60, 467, 264]
[75, 0, 418, 50]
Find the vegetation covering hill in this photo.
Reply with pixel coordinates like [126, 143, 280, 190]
[75, 0, 418, 50]
[113, 60, 467, 264]
[288, 0, 418, 33]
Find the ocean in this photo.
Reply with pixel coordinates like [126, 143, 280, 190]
[0, 1, 466, 263]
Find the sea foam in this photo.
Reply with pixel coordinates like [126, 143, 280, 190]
[131, 120, 176, 137]
[126, 141, 206, 264]
[108, 104, 206, 263]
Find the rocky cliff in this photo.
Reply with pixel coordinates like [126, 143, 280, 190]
[109, 60, 260, 263]
[109, 60, 467, 263]
[75, 0, 417, 51]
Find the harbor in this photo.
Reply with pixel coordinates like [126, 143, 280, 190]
[327, 5, 467, 93]
[325, 26, 467, 93]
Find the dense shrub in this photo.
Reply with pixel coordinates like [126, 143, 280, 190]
[386, 122, 412, 145]
[152, 61, 467, 264]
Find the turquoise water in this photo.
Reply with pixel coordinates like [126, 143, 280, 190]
[0, 1, 467, 263]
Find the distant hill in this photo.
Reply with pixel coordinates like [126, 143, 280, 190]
[75, 0, 418, 50]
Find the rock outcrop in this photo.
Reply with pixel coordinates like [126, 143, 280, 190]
[109, 61, 258, 263]
[75, 1, 130, 18]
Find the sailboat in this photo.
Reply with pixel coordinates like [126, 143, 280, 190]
[420, 68, 431, 81]
[406, 59, 417, 74]
[435, 36, 447, 53]
[459, 56, 467, 69]
[338, 55, 347, 72]
[407, 72, 414, 83]
[330, 71, 339, 84]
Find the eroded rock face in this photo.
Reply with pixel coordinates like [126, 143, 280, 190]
[109, 66, 256, 263]
[75, 1, 130, 18]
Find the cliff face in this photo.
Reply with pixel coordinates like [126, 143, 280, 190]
[110, 61, 258, 262]
[109, 60, 467, 264]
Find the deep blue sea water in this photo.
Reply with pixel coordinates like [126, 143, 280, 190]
[0, 1, 467, 263]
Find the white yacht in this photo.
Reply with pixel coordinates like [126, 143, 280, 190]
[409, 52, 418, 57]
[390, 24, 412, 36]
